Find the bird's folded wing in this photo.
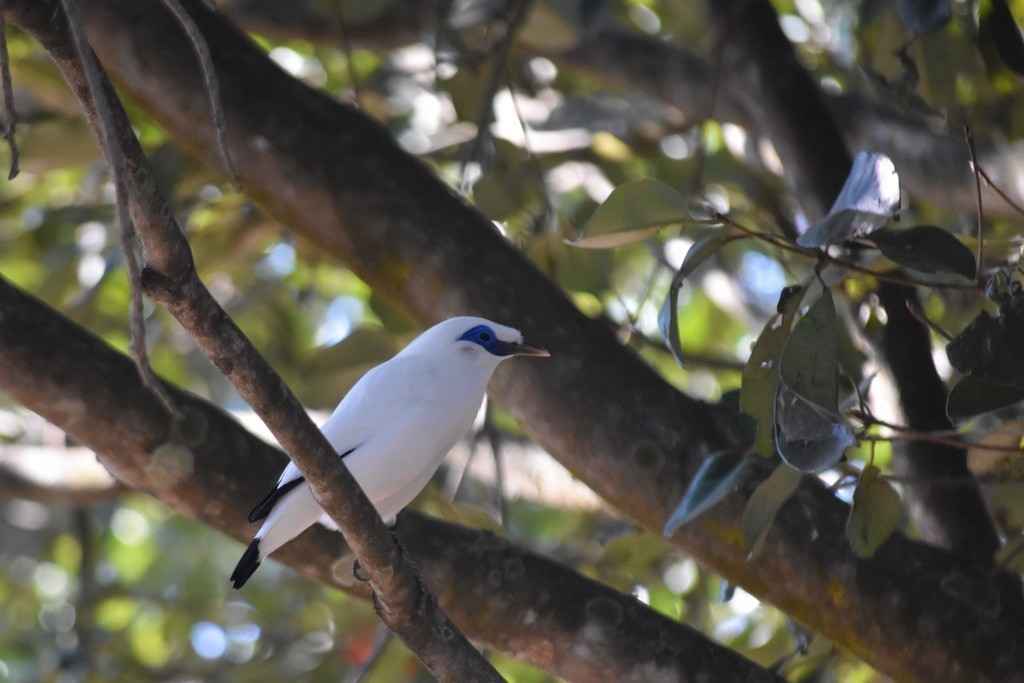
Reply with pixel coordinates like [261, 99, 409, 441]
[246, 448, 356, 522]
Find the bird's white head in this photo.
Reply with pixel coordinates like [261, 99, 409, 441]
[401, 316, 549, 364]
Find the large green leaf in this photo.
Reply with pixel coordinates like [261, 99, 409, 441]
[569, 178, 691, 249]
[798, 151, 900, 247]
[780, 290, 839, 409]
[775, 291, 855, 471]
[658, 233, 734, 366]
[742, 463, 803, 560]
[741, 286, 806, 456]
[846, 465, 902, 558]
[868, 225, 975, 279]
[947, 375, 1024, 423]
[663, 452, 753, 537]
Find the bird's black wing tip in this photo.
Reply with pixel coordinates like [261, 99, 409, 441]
[230, 538, 262, 589]
[247, 476, 305, 523]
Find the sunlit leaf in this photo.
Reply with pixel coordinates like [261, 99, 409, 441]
[742, 463, 802, 560]
[569, 226, 668, 249]
[741, 286, 806, 456]
[798, 152, 900, 247]
[868, 225, 975, 279]
[570, 178, 691, 249]
[663, 452, 753, 537]
[947, 375, 1024, 423]
[846, 465, 902, 558]
[898, 0, 951, 32]
[658, 232, 735, 366]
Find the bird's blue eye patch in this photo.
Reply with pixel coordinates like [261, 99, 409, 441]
[458, 324, 513, 355]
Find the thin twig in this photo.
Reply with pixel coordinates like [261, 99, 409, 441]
[720, 215, 980, 292]
[157, 0, 240, 186]
[976, 163, 1024, 220]
[460, 0, 531, 192]
[853, 414, 1024, 455]
[964, 125, 985, 283]
[904, 297, 953, 342]
[332, 0, 363, 107]
[58, 0, 180, 420]
[0, 0, 20, 180]
[506, 83, 556, 231]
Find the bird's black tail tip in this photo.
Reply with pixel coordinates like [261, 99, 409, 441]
[230, 538, 262, 589]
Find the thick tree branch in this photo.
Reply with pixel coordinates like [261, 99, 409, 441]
[51, 1, 1024, 683]
[5, 2, 499, 680]
[0, 275, 783, 683]
[8, 0, 1024, 679]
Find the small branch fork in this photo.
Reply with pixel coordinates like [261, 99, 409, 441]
[8, 0, 500, 680]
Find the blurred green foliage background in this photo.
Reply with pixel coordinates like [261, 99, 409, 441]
[2, 0, 1024, 680]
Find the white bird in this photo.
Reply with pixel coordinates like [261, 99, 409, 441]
[231, 316, 548, 588]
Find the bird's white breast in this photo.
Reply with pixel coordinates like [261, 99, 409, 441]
[318, 351, 491, 519]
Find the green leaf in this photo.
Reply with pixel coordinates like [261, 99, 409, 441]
[658, 232, 736, 366]
[741, 286, 806, 456]
[868, 225, 975, 279]
[774, 383, 856, 472]
[570, 178, 691, 249]
[780, 291, 839, 410]
[947, 375, 1024, 423]
[775, 290, 855, 471]
[798, 152, 900, 247]
[742, 464, 802, 560]
[663, 452, 752, 537]
[946, 295, 1024, 388]
[846, 465, 902, 558]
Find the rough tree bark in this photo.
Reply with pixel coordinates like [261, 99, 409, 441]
[0, 275, 783, 683]
[2, 0, 1023, 680]
[9, 0, 501, 680]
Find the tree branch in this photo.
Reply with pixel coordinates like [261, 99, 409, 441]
[876, 281, 999, 566]
[6, 1, 499, 680]
[8, 0, 1024, 679]
[0, 274, 784, 683]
